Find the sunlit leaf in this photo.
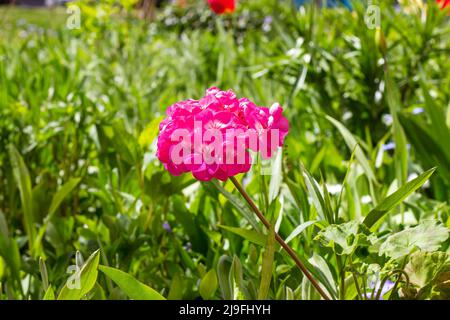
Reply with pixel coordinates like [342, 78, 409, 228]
[379, 220, 449, 260]
[199, 269, 218, 300]
[58, 250, 100, 300]
[99, 265, 165, 300]
[363, 168, 436, 229]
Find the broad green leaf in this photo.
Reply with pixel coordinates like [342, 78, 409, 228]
[258, 222, 275, 300]
[199, 269, 218, 300]
[58, 249, 100, 300]
[363, 168, 436, 228]
[326, 116, 377, 183]
[98, 265, 165, 300]
[285, 220, 317, 244]
[218, 225, 266, 247]
[8, 144, 36, 256]
[405, 251, 449, 289]
[315, 221, 362, 255]
[379, 220, 449, 260]
[43, 286, 55, 300]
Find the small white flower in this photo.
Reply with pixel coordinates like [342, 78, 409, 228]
[326, 184, 342, 195]
[382, 114, 393, 126]
[361, 195, 372, 204]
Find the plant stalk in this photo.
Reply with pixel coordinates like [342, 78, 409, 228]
[229, 176, 331, 300]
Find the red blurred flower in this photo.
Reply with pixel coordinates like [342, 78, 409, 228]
[437, 0, 450, 9]
[207, 0, 236, 15]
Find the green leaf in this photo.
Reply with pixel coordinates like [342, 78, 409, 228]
[403, 250, 450, 300]
[199, 269, 218, 300]
[379, 220, 449, 260]
[326, 116, 377, 183]
[399, 115, 450, 181]
[8, 144, 36, 256]
[258, 222, 275, 300]
[217, 255, 233, 300]
[218, 225, 266, 246]
[48, 178, 81, 217]
[58, 250, 100, 300]
[98, 265, 165, 300]
[446, 103, 450, 129]
[43, 286, 55, 300]
[172, 196, 207, 254]
[405, 251, 449, 289]
[91, 283, 107, 300]
[315, 221, 362, 255]
[419, 71, 450, 154]
[111, 122, 139, 165]
[39, 257, 49, 292]
[309, 253, 338, 299]
[363, 168, 436, 229]
[168, 273, 184, 300]
[230, 255, 248, 299]
[210, 180, 260, 231]
[35, 178, 81, 249]
[302, 166, 333, 224]
[0, 211, 21, 290]
[385, 68, 407, 186]
[285, 220, 317, 244]
[138, 116, 163, 150]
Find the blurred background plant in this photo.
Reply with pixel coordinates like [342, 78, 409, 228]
[0, 0, 449, 300]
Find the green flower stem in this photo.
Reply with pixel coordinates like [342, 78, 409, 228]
[229, 176, 331, 300]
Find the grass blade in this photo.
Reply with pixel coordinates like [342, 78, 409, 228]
[363, 168, 436, 229]
[8, 144, 36, 256]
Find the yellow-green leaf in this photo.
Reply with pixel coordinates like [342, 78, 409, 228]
[58, 250, 100, 300]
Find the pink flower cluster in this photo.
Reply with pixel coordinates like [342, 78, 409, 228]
[157, 87, 289, 181]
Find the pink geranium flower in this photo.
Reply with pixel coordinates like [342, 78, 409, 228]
[156, 87, 289, 181]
